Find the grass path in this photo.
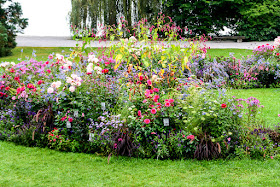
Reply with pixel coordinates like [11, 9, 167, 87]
[1, 141, 280, 186]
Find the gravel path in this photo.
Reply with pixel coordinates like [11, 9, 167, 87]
[16, 36, 274, 49]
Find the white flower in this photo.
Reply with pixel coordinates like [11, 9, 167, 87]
[69, 86, 75, 92]
[88, 55, 99, 63]
[66, 77, 73, 84]
[71, 74, 78, 79]
[94, 66, 102, 74]
[56, 54, 64, 60]
[51, 81, 62, 89]
[129, 36, 137, 42]
[66, 60, 73, 66]
[0, 62, 10, 68]
[274, 36, 280, 47]
[47, 87, 54, 93]
[76, 81, 81, 86]
[11, 62, 16, 66]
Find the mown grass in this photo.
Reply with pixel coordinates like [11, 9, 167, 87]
[207, 48, 253, 59]
[1, 47, 253, 63]
[0, 47, 72, 62]
[1, 141, 280, 186]
[228, 88, 280, 126]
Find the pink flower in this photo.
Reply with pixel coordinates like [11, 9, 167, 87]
[278, 114, 280, 117]
[114, 143, 117, 149]
[271, 156, 274, 159]
[139, 75, 143, 81]
[151, 108, 157, 114]
[154, 95, 159, 100]
[168, 99, 174, 103]
[46, 69, 51, 74]
[151, 132, 156, 135]
[147, 79, 152, 86]
[144, 119, 150, 124]
[187, 135, 195, 141]
[138, 110, 142, 117]
[165, 102, 171, 107]
[12, 96, 16, 100]
[143, 99, 147, 103]
[37, 80, 43, 85]
[118, 138, 122, 142]
[48, 54, 53, 59]
[68, 117, 73, 122]
[61, 116, 67, 121]
[153, 88, 159, 92]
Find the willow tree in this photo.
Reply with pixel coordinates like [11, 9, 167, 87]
[70, 0, 163, 30]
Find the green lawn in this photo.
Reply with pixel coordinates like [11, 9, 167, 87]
[1, 47, 253, 63]
[207, 48, 253, 59]
[228, 88, 280, 126]
[0, 47, 72, 62]
[1, 141, 280, 186]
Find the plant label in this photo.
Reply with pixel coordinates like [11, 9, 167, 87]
[163, 118, 169, 126]
[101, 102, 106, 110]
[89, 133, 94, 141]
[74, 110, 78, 117]
[66, 121, 72, 128]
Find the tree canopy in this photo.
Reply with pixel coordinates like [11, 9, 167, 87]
[0, 0, 28, 57]
[69, 0, 280, 41]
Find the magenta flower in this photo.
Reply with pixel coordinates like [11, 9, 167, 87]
[153, 88, 159, 92]
[168, 99, 174, 103]
[187, 135, 195, 141]
[165, 102, 171, 107]
[144, 119, 151, 124]
[147, 79, 152, 86]
[151, 108, 157, 114]
[138, 110, 142, 117]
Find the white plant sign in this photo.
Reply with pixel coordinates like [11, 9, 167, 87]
[66, 121, 72, 128]
[74, 110, 78, 117]
[101, 102, 106, 111]
[163, 118, 170, 126]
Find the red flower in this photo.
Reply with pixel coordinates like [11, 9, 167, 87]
[153, 88, 159, 92]
[37, 80, 43, 85]
[139, 75, 143, 81]
[102, 69, 109, 73]
[14, 77, 20, 81]
[221, 103, 227, 108]
[5, 86, 10, 91]
[187, 135, 195, 141]
[276, 53, 280, 56]
[138, 110, 142, 117]
[61, 116, 67, 121]
[68, 117, 73, 122]
[27, 83, 35, 89]
[46, 69, 51, 74]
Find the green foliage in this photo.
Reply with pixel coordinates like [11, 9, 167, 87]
[0, 0, 28, 57]
[236, 0, 280, 41]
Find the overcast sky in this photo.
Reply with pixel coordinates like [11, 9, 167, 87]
[13, 0, 72, 36]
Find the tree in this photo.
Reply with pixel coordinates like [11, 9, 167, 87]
[236, 0, 280, 41]
[0, 0, 28, 57]
[70, 0, 162, 31]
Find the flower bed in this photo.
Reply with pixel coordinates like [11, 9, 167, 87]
[1, 17, 280, 160]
